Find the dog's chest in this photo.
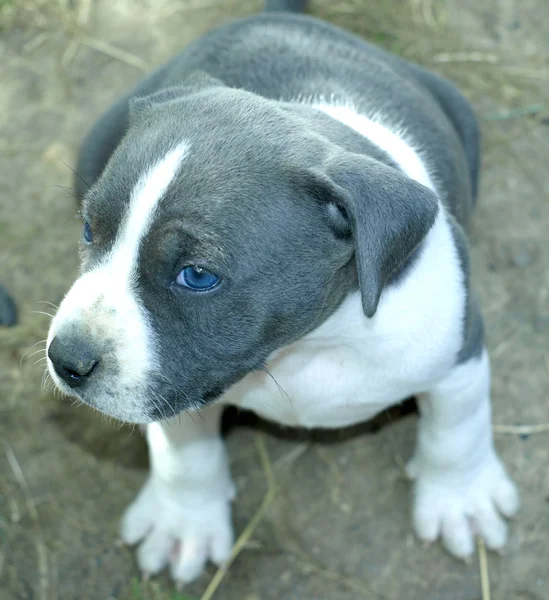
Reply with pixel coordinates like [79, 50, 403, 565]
[227, 344, 404, 428]
[222, 293, 457, 429]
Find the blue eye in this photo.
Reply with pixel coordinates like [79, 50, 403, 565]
[176, 266, 220, 291]
[83, 221, 93, 244]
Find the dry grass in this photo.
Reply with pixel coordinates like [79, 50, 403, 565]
[199, 435, 276, 600]
[477, 538, 491, 600]
[2, 0, 545, 129]
[493, 423, 549, 435]
[4, 442, 50, 600]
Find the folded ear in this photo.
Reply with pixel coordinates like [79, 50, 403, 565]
[311, 152, 439, 317]
[129, 71, 224, 122]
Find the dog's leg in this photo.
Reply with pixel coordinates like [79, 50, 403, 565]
[120, 404, 235, 584]
[406, 349, 519, 558]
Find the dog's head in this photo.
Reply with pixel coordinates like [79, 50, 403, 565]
[46, 73, 438, 423]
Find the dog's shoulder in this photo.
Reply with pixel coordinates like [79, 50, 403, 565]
[224, 199, 467, 429]
[310, 101, 483, 365]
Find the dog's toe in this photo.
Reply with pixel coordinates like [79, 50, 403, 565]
[170, 537, 209, 584]
[494, 476, 520, 518]
[120, 490, 154, 546]
[210, 524, 233, 566]
[136, 527, 173, 574]
[440, 512, 474, 559]
[411, 452, 519, 559]
[120, 476, 235, 584]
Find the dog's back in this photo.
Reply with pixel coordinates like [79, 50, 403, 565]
[76, 3, 478, 230]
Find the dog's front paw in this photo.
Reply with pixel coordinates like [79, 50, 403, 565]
[407, 453, 519, 559]
[120, 477, 235, 585]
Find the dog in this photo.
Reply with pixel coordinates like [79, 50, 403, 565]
[46, 0, 519, 585]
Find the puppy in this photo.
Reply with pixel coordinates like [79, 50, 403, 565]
[46, 0, 519, 585]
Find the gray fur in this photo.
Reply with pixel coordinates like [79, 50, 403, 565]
[447, 216, 484, 363]
[264, 0, 308, 12]
[77, 13, 477, 222]
[305, 152, 439, 316]
[69, 5, 483, 413]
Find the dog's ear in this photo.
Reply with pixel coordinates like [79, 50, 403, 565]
[309, 152, 439, 318]
[129, 71, 224, 121]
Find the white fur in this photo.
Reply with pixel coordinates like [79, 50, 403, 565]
[47, 143, 189, 422]
[120, 405, 235, 581]
[406, 351, 519, 556]
[311, 102, 435, 192]
[113, 142, 189, 284]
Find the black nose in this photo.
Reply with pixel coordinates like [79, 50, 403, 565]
[47, 335, 100, 389]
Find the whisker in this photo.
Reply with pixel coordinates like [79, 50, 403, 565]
[25, 348, 47, 362]
[151, 372, 187, 421]
[41, 369, 48, 393]
[49, 382, 57, 395]
[156, 402, 166, 421]
[157, 392, 177, 419]
[60, 160, 90, 190]
[42, 371, 57, 396]
[53, 184, 78, 200]
[262, 366, 293, 405]
[30, 310, 55, 319]
[33, 357, 48, 366]
[38, 300, 59, 310]
[20, 339, 47, 367]
[156, 372, 179, 395]
[152, 391, 168, 415]
[148, 394, 164, 420]
[114, 419, 138, 433]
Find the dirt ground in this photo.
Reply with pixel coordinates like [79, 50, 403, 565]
[0, 0, 548, 599]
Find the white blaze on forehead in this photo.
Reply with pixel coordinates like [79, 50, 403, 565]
[46, 142, 190, 422]
[112, 142, 190, 280]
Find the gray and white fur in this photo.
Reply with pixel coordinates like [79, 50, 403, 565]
[46, 0, 519, 585]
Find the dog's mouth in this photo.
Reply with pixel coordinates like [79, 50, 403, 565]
[45, 332, 250, 423]
[146, 359, 269, 422]
[147, 397, 204, 422]
[45, 352, 155, 423]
